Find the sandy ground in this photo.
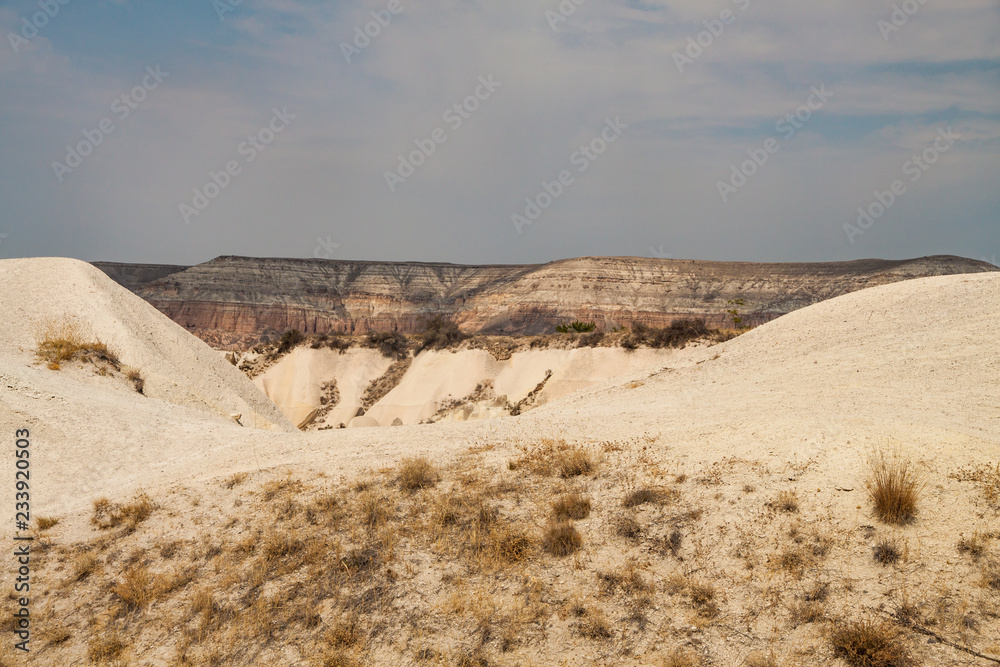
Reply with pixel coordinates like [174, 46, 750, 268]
[0, 259, 997, 666]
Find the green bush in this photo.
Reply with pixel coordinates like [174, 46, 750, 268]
[556, 321, 597, 333]
[277, 329, 304, 354]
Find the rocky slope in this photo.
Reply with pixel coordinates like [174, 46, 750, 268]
[94, 254, 997, 348]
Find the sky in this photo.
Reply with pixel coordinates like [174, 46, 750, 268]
[0, 0, 997, 267]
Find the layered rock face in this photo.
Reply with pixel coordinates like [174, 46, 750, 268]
[93, 255, 997, 348]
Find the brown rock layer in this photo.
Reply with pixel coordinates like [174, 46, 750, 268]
[93, 255, 997, 348]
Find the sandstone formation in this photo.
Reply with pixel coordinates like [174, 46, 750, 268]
[94, 254, 997, 348]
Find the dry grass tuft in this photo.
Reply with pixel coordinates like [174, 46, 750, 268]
[597, 563, 651, 596]
[552, 493, 591, 520]
[113, 565, 163, 610]
[223, 472, 248, 489]
[865, 449, 922, 525]
[615, 515, 643, 540]
[873, 539, 901, 565]
[87, 629, 125, 662]
[622, 486, 677, 508]
[508, 440, 596, 478]
[957, 532, 989, 559]
[744, 652, 779, 667]
[36, 516, 59, 530]
[326, 613, 365, 649]
[575, 607, 613, 639]
[357, 489, 393, 529]
[982, 560, 1000, 589]
[555, 448, 595, 478]
[36, 318, 120, 370]
[830, 619, 914, 667]
[774, 491, 799, 513]
[71, 553, 98, 582]
[542, 519, 582, 556]
[662, 648, 700, 666]
[398, 456, 439, 491]
[92, 492, 155, 531]
[126, 368, 145, 394]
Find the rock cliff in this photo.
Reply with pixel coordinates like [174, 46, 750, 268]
[93, 255, 997, 348]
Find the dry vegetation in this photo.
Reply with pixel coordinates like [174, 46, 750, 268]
[35, 319, 120, 372]
[11, 438, 1000, 666]
[865, 448, 923, 525]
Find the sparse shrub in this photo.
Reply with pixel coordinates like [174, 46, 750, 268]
[688, 580, 719, 618]
[357, 489, 393, 529]
[620, 319, 712, 350]
[365, 330, 409, 360]
[113, 565, 158, 610]
[543, 519, 582, 556]
[873, 539, 900, 565]
[556, 448, 595, 478]
[417, 315, 467, 352]
[92, 492, 154, 531]
[615, 516, 642, 540]
[774, 547, 809, 577]
[744, 653, 778, 667]
[788, 599, 825, 627]
[623, 486, 674, 508]
[277, 329, 305, 354]
[576, 607, 613, 639]
[126, 368, 145, 394]
[597, 564, 651, 596]
[982, 560, 1000, 589]
[865, 449, 922, 525]
[576, 332, 604, 347]
[487, 523, 533, 564]
[556, 320, 597, 333]
[830, 619, 914, 667]
[774, 491, 799, 513]
[663, 529, 682, 557]
[71, 553, 98, 581]
[326, 613, 364, 649]
[223, 472, 248, 489]
[957, 532, 988, 559]
[663, 649, 700, 667]
[326, 335, 351, 353]
[398, 456, 438, 491]
[88, 630, 125, 662]
[36, 516, 59, 530]
[553, 493, 591, 520]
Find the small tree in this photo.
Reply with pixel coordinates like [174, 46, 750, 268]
[726, 298, 745, 329]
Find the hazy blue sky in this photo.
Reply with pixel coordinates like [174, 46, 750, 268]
[0, 0, 997, 266]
